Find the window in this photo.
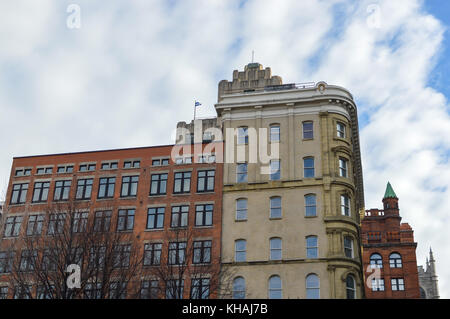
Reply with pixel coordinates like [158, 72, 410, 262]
[47, 213, 66, 235]
[303, 121, 313, 139]
[152, 158, 170, 166]
[344, 236, 354, 258]
[339, 157, 348, 178]
[117, 209, 135, 231]
[197, 170, 215, 192]
[193, 240, 212, 264]
[270, 125, 280, 142]
[195, 204, 213, 226]
[306, 274, 320, 299]
[237, 163, 248, 183]
[337, 122, 346, 138]
[144, 243, 162, 266]
[0, 286, 8, 299]
[391, 278, 405, 291]
[305, 194, 317, 217]
[89, 246, 106, 270]
[303, 157, 315, 178]
[94, 211, 112, 232]
[57, 165, 73, 174]
[235, 240, 246, 262]
[98, 177, 115, 199]
[370, 253, 383, 268]
[173, 172, 191, 194]
[54, 180, 71, 201]
[140, 280, 159, 299]
[306, 236, 318, 258]
[27, 215, 44, 236]
[168, 242, 186, 265]
[203, 131, 214, 143]
[4, 216, 23, 237]
[123, 160, 140, 169]
[270, 197, 282, 218]
[42, 249, 57, 271]
[190, 278, 210, 299]
[120, 176, 139, 197]
[371, 278, 385, 291]
[113, 244, 131, 268]
[32, 182, 50, 203]
[19, 250, 37, 272]
[341, 195, 350, 216]
[171, 205, 189, 228]
[37, 167, 53, 175]
[10, 183, 28, 204]
[0, 251, 14, 273]
[14, 285, 32, 299]
[232, 277, 245, 299]
[76, 179, 93, 200]
[150, 173, 168, 196]
[236, 199, 248, 221]
[346, 275, 356, 299]
[389, 253, 402, 268]
[268, 275, 282, 299]
[147, 207, 165, 229]
[270, 160, 281, 180]
[166, 280, 184, 299]
[109, 282, 127, 299]
[101, 162, 118, 170]
[237, 127, 249, 144]
[85, 282, 102, 299]
[15, 169, 24, 176]
[79, 164, 96, 172]
[72, 212, 88, 233]
[270, 238, 282, 260]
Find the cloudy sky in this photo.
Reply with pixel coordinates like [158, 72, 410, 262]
[0, 0, 449, 297]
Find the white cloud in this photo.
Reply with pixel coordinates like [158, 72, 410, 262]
[0, 0, 449, 297]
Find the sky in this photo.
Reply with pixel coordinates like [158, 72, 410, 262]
[0, 0, 449, 297]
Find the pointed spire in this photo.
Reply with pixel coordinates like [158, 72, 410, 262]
[383, 182, 398, 199]
[430, 247, 435, 262]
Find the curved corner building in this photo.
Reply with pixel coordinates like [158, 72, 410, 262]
[216, 63, 365, 299]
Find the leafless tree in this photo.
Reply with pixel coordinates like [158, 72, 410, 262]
[142, 226, 235, 299]
[0, 200, 143, 299]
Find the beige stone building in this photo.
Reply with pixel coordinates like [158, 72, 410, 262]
[216, 63, 365, 299]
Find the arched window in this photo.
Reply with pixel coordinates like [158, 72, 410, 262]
[303, 157, 315, 178]
[305, 194, 317, 217]
[389, 253, 402, 268]
[270, 197, 282, 218]
[370, 253, 383, 268]
[270, 238, 282, 260]
[235, 240, 246, 262]
[236, 198, 247, 220]
[302, 121, 313, 139]
[268, 275, 282, 299]
[346, 275, 356, 299]
[232, 277, 245, 299]
[306, 274, 320, 299]
[306, 236, 318, 258]
[270, 124, 280, 142]
[420, 287, 427, 299]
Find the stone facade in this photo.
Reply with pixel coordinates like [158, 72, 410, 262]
[418, 248, 440, 299]
[216, 63, 365, 299]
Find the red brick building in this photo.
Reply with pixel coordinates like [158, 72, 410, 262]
[0, 142, 223, 299]
[361, 182, 420, 298]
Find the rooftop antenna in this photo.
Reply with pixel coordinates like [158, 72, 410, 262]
[251, 50, 254, 63]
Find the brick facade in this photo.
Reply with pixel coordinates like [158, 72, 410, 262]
[361, 184, 420, 298]
[0, 142, 223, 299]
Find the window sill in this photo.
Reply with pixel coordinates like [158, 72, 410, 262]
[194, 225, 213, 229]
[302, 138, 314, 141]
[305, 215, 318, 219]
[196, 191, 215, 195]
[172, 193, 191, 196]
[269, 217, 282, 220]
[235, 219, 247, 222]
[144, 228, 164, 232]
[119, 196, 137, 199]
[149, 194, 167, 198]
